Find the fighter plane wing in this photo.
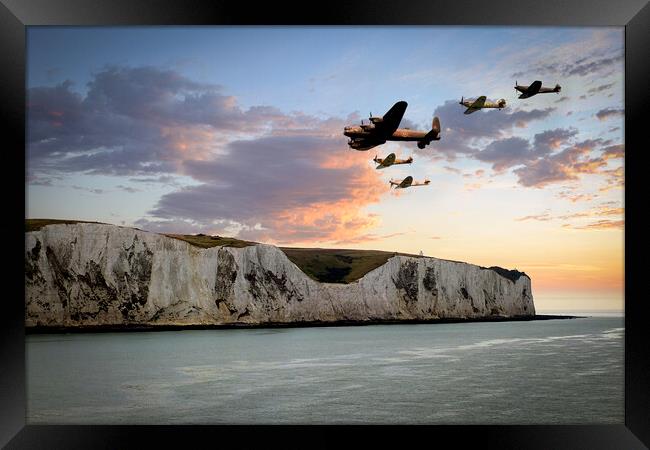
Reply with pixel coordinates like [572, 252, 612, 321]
[471, 96, 486, 108]
[376, 101, 408, 138]
[464, 96, 485, 114]
[398, 176, 413, 188]
[377, 153, 396, 169]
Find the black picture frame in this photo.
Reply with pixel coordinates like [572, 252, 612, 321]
[2, 0, 648, 448]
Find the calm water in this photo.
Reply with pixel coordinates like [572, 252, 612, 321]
[26, 316, 624, 424]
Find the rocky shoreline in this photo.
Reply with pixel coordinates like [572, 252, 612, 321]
[25, 314, 580, 334]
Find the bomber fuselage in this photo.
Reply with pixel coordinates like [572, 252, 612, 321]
[344, 126, 428, 141]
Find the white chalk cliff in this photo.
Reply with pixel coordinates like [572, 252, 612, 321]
[25, 223, 535, 328]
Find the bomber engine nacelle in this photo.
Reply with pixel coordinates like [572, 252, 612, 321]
[349, 138, 374, 150]
[369, 116, 383, 124]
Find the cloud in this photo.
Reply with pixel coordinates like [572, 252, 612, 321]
[462, 169, 485, 179]
[71, 185, 104, 194]
[137, 133, 388, 244]
[27, 66, 319, 177]
[419, 104, 606, 191]
[517, 204, 624, 230]
[556, 191, 597, 203]
[533, 128, 579, 156]
[557, 206, 623, 220]
[599, 166, 624, 191]
[129, 175, 186, 187]
[562, 220, 624, 230]
[566, 54, 623, 77]
[29, 65, 388, 244]
[513, 139, 609, 187]
[515, 213, 553, 222]
[475, 137, 534, 171]
[332, 231, 408, 245]
[510, 33, 623, 79]
[443, 166, 462, 174]
[116, 185, 141, 193]
[418, 100, 555, 160]
[596, 108, 624, 121]
[588, 82, 616, 94]
[474, 128, 577, 172]
[601, 144, 624, 160]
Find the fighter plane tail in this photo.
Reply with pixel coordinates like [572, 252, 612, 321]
[554, 84, 562, 93]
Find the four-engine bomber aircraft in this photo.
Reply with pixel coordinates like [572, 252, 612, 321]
[373, 153, 413, 169]
[344, 101, 441, 151]
[459, 96, 506, 114]
[514, 80, 561, 98]
[389, 176, 431, 189]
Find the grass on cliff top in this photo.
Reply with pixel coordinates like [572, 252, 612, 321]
[163, 233, 258, 249]
[162, 233, 419, 282]
[279, 247, 422, 284]
[25, 218, 107, 232]
[157, 235, 528, 284]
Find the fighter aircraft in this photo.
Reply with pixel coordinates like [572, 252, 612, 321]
[344, 101, 441, 151]
[459, 96, 506, 114]
[514, 80, 561, 99]
[389, 176, 431, 189]
[373, 153, 413, 169]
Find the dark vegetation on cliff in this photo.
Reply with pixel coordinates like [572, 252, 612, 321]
[157, 231, 423, 283]
[26, 219, 527, 284]
[483, 266, 529, 282]
[279, 248, 422, 284]
[26, 218, 107, 232]
[164, 233, 421, 283]
[164, 233, 257, 248]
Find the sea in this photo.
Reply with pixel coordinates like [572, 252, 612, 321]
[26, 313, 624, 424]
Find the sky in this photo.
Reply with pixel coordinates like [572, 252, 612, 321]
[25, 26, 625, 312]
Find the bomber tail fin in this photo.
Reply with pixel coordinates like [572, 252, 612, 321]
[424, 116, 441, 142]
[432, 116, 440, 135]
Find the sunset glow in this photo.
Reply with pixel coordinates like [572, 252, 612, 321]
[26, 27, 624, 312]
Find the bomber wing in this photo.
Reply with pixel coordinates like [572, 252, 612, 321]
[375, 101, 408, 138]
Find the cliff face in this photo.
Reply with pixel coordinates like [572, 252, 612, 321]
[25, 224, 535, 327]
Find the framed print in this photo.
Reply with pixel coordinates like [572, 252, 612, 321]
[2, 0, 649, 448]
